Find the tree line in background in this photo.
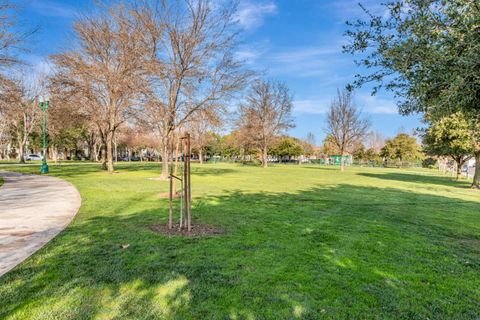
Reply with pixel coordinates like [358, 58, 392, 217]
[0, 0, 478, 187]
[0, 0, 298, 175]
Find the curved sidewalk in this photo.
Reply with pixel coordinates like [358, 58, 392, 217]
[0, 171, 81, 277]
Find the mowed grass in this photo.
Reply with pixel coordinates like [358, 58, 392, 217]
[0, 162, 479, 319]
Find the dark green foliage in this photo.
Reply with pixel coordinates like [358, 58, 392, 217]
[423, 112, 474, 174]
[422, 157, 437, 169]
[270, 136, 304, 160]
[381, 133, 423, 162]
[344, 0, 480, 116]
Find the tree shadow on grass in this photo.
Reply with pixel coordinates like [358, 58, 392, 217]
[357, 172, 473, 189]
[301, 166, 340, 171]
[1, 163, 238, 181]
[1, 184, 479, 319]
[190, 166, 237, 176]
[50, 163, 237, 179]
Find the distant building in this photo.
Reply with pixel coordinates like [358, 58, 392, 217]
[467, 158, 476, 167]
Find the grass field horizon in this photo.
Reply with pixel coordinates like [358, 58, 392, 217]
[1, 163, 479, 319]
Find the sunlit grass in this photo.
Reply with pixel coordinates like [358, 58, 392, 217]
[0, 162, 479, 319]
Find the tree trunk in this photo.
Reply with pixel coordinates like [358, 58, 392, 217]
[199, 148, 203, 164]
[472, 152, 480, 189]
[93, 143, 99, 162]
[106, 131, 114, 173]
[87, 139, 94, 161]
[456, 163, 461, 180]
[340, 151, 345, 172]
[18, 141, 25, 164]
[100, 144, 107, 170]
[161, 135, 169, 180]
[114, 139, 118, 163]
[262, 146, 268, 168]
[53, 145, 58, 164]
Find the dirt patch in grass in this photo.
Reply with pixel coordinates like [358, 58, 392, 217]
[149, 224, 224, 237]
[157, 192, 181, 199]
[458, 238, 480, 253]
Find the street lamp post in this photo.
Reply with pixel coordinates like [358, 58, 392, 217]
[39, 99, 49, 174]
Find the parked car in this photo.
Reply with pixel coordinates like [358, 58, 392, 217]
[119, 156, 140, 161]
[25, 154, 42, 161]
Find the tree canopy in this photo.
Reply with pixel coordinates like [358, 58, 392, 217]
[345, 0, 480, 186]
[270, 136, 304, 161]
[381, 133, 423, 163]
[344, 0, 479, 116]
[424, 112, 473, 165]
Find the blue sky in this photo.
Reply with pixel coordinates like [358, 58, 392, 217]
[19, 0, 423, 145]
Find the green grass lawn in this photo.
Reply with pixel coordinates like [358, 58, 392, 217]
[0, 162, 479, 319]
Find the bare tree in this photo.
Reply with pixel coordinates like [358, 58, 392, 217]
[0, 1, 37, 74]
[325, 89, 370, 172]
[0, 107, 11, 159]
[188, 109, 222, 164]
[50, 4, 148, 173]
[47, 89, 91, 163]
[237, 79, 294, 167]
[0, 74, 42, 163]
[137, 0, 250, 179]
[366, 130, 384, 154]
[305, 132, 316, 146]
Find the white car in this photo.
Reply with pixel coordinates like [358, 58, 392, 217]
[26, 154, 42, 161]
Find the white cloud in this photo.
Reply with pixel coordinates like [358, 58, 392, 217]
[30, 0, 76, 18]
[293, 94, 399, 116]
[293, 99, 330, 114]
[236, 1, 277, 30]
[266, 41, 349, 78]
[33, 59, 55, 76]
[357, 94, 398, 114]
[273, 47, 338, 63]
[235, 42, 269, 64]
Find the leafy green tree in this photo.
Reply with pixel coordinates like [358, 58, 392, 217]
[270, 136, 303, 162]
[352, 143, 366, 162]
[381, 133, 423, 165]
[201, 132, 222, 160]
[423, 112, 474, 179]
[365, 148, 383, 166]
[344, 0, 480, 187]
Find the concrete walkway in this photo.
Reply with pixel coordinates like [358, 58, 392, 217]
[0, 171, 81, 277]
